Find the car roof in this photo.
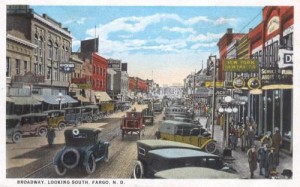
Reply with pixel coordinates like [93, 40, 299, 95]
[21, 113, 48, 117]
[154, 167, 238, 179]
[137, 140, 201, 150]
[149, 148, 217, 159]
[81, 105, 99, 108]
[6, 115, 21, 120]
[43, 110, 65, 113]
[161, 120, 194, 126]
[64, 128, 101, 137]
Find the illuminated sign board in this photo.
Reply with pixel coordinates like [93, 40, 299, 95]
[224, 59, 258, 72]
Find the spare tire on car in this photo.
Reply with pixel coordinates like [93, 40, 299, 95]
[61, 148, 80, 169]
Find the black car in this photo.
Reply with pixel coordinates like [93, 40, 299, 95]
[132, 140, 234, 178]
[53, 128, 110, 176]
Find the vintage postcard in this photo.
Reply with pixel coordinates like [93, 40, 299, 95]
[1, 0, 299, 186]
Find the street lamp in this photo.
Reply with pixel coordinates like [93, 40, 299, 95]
[57, 92, 64, 110]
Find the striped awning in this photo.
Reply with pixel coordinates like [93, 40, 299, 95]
[42, 94, 78, 105]
[9, 96, 41, 105]
[94, 92, 112, 102]
[76, 95, 90, 102]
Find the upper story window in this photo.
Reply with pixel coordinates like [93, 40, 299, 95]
[39, 36, 43, 57]
[16, 59, 20, 74]
[24, 61, 28, 74]
[54, 43, 58, 60]
[48, 40, 53, 59]
[6, 57, 10, 77]
[282, 33, 293, 50]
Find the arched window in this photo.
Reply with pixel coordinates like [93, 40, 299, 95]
[54, 43, 58, 60]
[39, 36, 43, 57]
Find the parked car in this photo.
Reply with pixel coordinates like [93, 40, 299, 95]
[81, 105, 100, 122]
[163, 105, 190, 120]
[154, 167, 238, 179]
[153, 101, 163, 113]
[64, 107, 82, 126]
[156, 120, 216, 153]
[53, 128, 110, 176]
[132, 140, 234, 178]
[6, 113, 49, 143]
[116, 101, 132, 111]
[120, 112, 144, 139]
[44, 110, 66, 130]
[142, 108, 154, 126]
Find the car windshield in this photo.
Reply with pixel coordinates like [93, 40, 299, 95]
[6, 119, 20, 129]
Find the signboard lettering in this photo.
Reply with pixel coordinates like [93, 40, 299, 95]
[59, 63, 75, 73]
[72, 77, 87, 84]
[13, 72, 45, 83]
[267, 16, 279, 35]
[204, 81, 224, 88]
[224, 59, 258, 72]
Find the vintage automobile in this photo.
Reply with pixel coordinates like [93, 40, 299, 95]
[154, 167, 238, 179]
[116, 101, 132, 111]
[64, 107, 82, 126]
[156, 120, 217, 153]
[53, 128, 110, 176]
[132, 140, 234, 178]
[81, 105, 100, 122]
[44, 110, 66, 130]
[163, 105, 190, 120]
[142, 108, 154, 126]
[6, 114, 48, 143]
[153, 101, 163, 113]
[120, 111, 144, 139]
[99, 102, 115, 115]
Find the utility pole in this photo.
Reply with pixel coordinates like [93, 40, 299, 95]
[211, 55, 217, 139]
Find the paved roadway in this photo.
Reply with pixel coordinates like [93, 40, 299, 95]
[6, 103, 163, 178]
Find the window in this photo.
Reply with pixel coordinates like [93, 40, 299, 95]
[24, 61, 28, 74]
[34, 63, 38, 74]
[65, 47, 69, 62]
[283, 33, 293, 50]
[62, 46, 65, 62]
[47, 67, 52, 79]
[53, 68, 58, 81]
[34, 34, 38, 55]
[16, 59, 20, 74]
[6, 57, 10, 77]
[48, 40, 53, 59]
[39, 37, 43, 57]
[54, 43, 58, 60]
[38, 64, 42, 75]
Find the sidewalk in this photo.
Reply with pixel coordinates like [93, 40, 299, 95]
[198, 115, 293, 179]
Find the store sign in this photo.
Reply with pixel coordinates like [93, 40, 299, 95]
[77, 84, 90, 89]
[267, 16, 280, 35]
[196, 75, 212, 81]
[108, 62, 121, 69]
[59, 63, 75, 73]
[224, 59, 258, 72]
[205, 81, 224, 88]
[278, 49, 293, 69]
[71, 77, 87, 84]
[215, 90, 230, 96]
[261, 68, 293, 85]
[232, 77, 245, 89]
[13, 72, 44, 83]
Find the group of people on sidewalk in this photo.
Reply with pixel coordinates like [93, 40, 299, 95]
[247, 127, 282, 179]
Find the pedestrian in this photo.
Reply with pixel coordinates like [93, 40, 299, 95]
[232, 125, 239, 149]
[247, 120, 256, 148]
[229, 133, 236, 150]
[239, 125, 247, 151]
[46, 127, 56, 148]
[272, 127, 282, 166]
[257, 144, 268, 176]
[206, 114, 211, 130]
[265, 147, 276, 178]
[247, 145, 258, 178]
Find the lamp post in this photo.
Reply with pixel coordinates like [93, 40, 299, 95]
[218, 96, 238, 148]
[210, 55, 217, 139]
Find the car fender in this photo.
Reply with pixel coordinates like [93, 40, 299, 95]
[53, 148, 66, 165]
[83, 151, 94, 166]
[199, 139, 216, 149]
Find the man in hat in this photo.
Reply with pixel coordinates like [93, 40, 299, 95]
[46, 127, 56, 148]
[257, 144, 268, 176]
[247, 145, 258, 178]
[272, 127, 282, 166]
[265, 147, 276, 178]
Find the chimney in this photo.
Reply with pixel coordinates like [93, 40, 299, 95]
[227, 28, 232, 34]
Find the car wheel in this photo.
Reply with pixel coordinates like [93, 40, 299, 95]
[61, 148, 80, 169]
[54, 164, 67, 176]
[58, 122, 66, 131]
[85, 154, 96, 174]
[86, 116, 92, 123]
[12, 132, 22, 143]
[205, 142, 217, 154]
[93, 115, 98, 121]
[38, 127, 48, 136]
[133, 160, 144, 179]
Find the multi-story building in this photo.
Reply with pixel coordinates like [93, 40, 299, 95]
[6, 5, 77, 113]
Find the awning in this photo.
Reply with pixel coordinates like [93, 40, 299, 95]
[76, 95, 90, 102]
[127, 95, 133, 100]
[9, 96, 41, 105]
[262, 84, 293, 90]
[42, 95, 78, 105]
[6, 97, 14, 103]
[94, 91, 112, 102]
[32, 94, 44, 101]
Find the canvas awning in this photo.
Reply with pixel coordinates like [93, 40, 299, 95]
[94, 91, 112, 102]
[76, 95, 90, 102]
[262, 84, 293, 90]
[9, 96, 41, 105]
[42, 94, 78, 105]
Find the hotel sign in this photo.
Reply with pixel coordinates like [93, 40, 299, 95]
[13, 72, 44, 83]
[224, 59, 258, 72]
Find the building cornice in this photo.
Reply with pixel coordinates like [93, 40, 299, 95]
[7, 34, 37, 48]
